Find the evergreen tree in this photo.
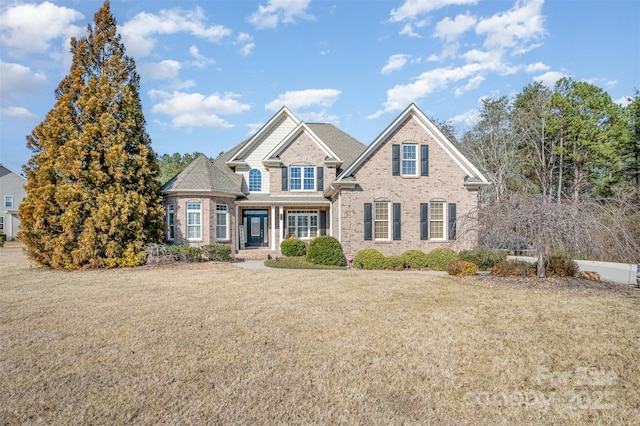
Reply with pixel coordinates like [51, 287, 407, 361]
[18, 1, 164, 268]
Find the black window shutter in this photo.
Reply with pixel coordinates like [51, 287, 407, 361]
[420, 203, 429, 240]
[448, 203, 457, 240]
[319, 211, 327, 236]
[317, 166, 324, 191]
[393, 203, 401, 240]
[281, 166, 288, 191]
[392, 144, 400, 176]
[364, 203, 372, 240]
[421, 145, 429, 176]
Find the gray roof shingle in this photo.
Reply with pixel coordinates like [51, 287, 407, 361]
[161, 154, 243, 195]
[307, 123, 366, 170]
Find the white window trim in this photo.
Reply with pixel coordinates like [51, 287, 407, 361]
[4, 195, 13, 208]
[216, 204, 229, 241]
[429, 201, 446, 241]
[286, 210, 318, 239]
[167, 204, 175, 241]
[290, 166, 315, 192]
[374, 201, 391, 241]
[401, 144, 418, 177]
[186, 202, 202, 241]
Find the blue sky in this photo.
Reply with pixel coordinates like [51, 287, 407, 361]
[1, 0, 639, 174]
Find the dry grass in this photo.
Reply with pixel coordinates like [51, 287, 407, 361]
[1, 243, 639, 425]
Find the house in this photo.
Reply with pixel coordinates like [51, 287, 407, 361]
[161, 104, 489, 257]
[0, 164, 27, 241]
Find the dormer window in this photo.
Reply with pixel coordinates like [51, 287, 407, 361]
[248, 169, 262, 192]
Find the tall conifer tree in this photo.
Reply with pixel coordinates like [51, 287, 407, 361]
[19, 1, 164, 268]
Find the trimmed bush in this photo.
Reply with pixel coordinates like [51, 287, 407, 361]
[491, 260, 536, 277]
[306, 236, 344, 266]
[202, 244, 233, 262]
[166, 244, 202, 262]
[447, 259, 479, 276]
[384, 255, 406, 271]
[458, 246, 507, 270]
[536, 257, 579, 277]
[400, 250, 428, 269]
[425, 248, 459, 271]
[578, 271, 601, 281]
[353, 248, 385, 270]
[281, 238, 307, 257]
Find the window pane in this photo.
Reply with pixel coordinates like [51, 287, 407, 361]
[248, 169, 262, 192]
[187, 203, 201, 240]
[402, 145, 417, 176]
[430, 202, 444, 239]
[303, 167, 315, 190]
[374, 202, 389, 239]
[290, 167, 301, 190]
[216, 204, 228, 240]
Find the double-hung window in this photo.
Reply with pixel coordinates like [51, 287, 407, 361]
[290, 166, 315, 191]
[216, 204, 229, 240]
[0, 216, 4, 231]
[429, 201, 445, 240]
[186, 202, 201, 240]
[402, 145, 417, 176]
[374, 201, 390, 240]
[4, 195, 13, 208]
[287, 210, 318, 239]
[166, 204, 175, 240]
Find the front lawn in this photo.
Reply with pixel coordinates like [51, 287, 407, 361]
[1, 245, 638, 424]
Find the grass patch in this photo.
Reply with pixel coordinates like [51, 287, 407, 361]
[1, 245, 639, 425]
[264, 256, 345, 270]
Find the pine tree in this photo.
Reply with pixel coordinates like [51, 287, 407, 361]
[18, 1, 164, 268]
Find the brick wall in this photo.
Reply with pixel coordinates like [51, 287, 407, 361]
[338, 116, 479, 257]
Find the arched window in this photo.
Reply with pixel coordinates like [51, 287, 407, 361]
[248, 169, 262, 192]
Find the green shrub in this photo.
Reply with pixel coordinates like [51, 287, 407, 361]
[280, 238, 307, 257]
[491, 260, 536, 277]
[166, 244, 202, 262]
[458, 246, 507, 270]
[202, 244, 233, 261]
[264, 256, 344, 270]
[425, 248, 459, 271]
[400, 249, 428, 269]
[0, 230, 5, 247]
[306, 236, 344, 266]
[384, 255, 406, 271]
[353, 248, 386, 270]
[446, 259, 479, 276]
[535, 257, 579, 277]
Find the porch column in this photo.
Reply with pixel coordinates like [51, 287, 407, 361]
[270, 205, 276, 250]
[279, 208, 284, 246]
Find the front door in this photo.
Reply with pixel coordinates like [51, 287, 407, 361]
[243, 210, 268, 248]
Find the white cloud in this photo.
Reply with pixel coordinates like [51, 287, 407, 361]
[454, 75, 484, 96]
[249, 0, 314, 30]
[0, 106, 39, 122]
[525, 62, 549, 73]
[451, 107, 480, 130]
[382, 54, 411, 75]
[369, 63, 490, 118]
[297, 111, 339, 124]
[121, 7, 232, 58]
[187, 45, 216, 67]
[534, 71, 566, 88]
[0, 1, 84, 56]
[390, 0, 478, 23]
[475, 0, 545, 52]
[0, 61, 47, 102]
[265, 89, 341, 112]
[150, 90, 250, 129]
[235, 33, 255, 56]
[399, 23, 421, 38]
[138, 60, 182, 81]
[434, 13, 477, 42]
[615, 96, 631, 107]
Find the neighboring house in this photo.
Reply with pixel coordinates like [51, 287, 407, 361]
[0, 164, 27, 241]
[161, 104, 489, 257]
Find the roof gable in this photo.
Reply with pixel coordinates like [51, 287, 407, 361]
[161, 154, 243, 196]
[336, 103, 489, 186]
[225, 107, 300, 166]
[263, 122, 341, 165]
